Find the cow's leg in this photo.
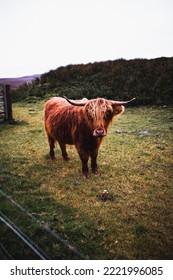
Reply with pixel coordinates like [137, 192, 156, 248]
[90, 148, 100, 175]
[58, 140, 70, 161]
[48, 135, 55, 160]
[81, 156, 89, 179]
[76, 146, 89, 178]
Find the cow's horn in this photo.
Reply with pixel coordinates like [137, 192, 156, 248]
[64, 96, 87, 106]
[112, 97, 136, 105]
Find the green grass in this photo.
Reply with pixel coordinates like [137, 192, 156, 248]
[0, 101, 173, 259]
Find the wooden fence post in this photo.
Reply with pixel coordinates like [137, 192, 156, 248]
[0, 84, 12, 122]
[4, 85, 13, 120]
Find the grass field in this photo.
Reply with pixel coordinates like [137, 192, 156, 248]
[0, 100, 173, 259]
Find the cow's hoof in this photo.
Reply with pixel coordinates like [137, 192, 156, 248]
[63, 156, 70, 161]
[83, 173, 89, 179]
[50, 156, 56, 160]
[92, 169, 101, 175]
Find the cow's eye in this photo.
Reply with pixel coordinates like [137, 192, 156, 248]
[105, 110, 112, 119]
[86, 110, 94, 122]
[88, 114, 94, 122]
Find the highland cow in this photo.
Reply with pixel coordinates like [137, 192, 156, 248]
[44, 96, 135, 178]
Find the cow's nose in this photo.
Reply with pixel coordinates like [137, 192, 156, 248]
[93, 129, 106, 137]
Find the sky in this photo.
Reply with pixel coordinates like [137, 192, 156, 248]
[0, 0, 173, 78]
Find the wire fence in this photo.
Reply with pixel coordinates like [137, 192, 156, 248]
[0, 242, 13, 260]
[0, 212, 48, 260]
[0, 189, 87, 260]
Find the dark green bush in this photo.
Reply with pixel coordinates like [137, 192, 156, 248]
[13, 57, 173, 105]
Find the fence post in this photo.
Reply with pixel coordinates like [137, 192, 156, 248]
[4, 84, 12, 121]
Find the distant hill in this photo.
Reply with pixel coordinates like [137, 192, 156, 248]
[13, 57, 173, 105]
[0, 74, 40, 91]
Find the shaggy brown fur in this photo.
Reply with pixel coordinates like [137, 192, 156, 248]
[44, 97, 124, 178]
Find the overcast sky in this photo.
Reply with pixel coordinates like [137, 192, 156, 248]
[0, 0, 172, 78]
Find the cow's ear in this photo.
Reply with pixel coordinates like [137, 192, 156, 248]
[112, 104, 125, 115]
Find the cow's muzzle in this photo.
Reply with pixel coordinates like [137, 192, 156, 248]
[93, 129, 106, 137]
